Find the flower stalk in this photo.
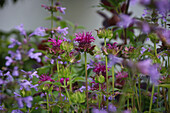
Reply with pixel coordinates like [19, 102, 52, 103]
[104, 37, 109, 110]
[84, 52, 89, 113]
[149, 84, 155, 113]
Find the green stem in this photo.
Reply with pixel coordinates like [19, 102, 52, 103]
[154, 40, 157, 57]
[104, 37, 109, 110]
[149, 84, 155, 113]
[51, 0, 54, 38]
[99, 84, 102, 110]
[112, 66, 115, 103]
[84, 52, 89, 113]
[134, 82, 141, 112]
[46, 92, 50, 113]
[64, 79, 72, 105]
[168, 88, 170, 110]
[69, 64, 72, 93]
[138, 76, 141, 109]
[157, 86, 160, 108]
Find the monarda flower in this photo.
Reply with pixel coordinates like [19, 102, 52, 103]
[73, 32, 96, 54]
[39, 74, 55, 83]
[48, 37, 65, 55]
[115, 71, 128, 87]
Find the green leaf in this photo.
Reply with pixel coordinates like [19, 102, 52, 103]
[159, 84, 170, 88]
[72, 77, 85, 83]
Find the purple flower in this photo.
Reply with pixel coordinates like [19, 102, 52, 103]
[15, 24, 26, 36]
[51, 59, 54, 64]
[23, 96, 33, 108]
[92, 108, 108, 113]
[117, 14, 134, 28]
[155, 0, 170, 17]
[108, 54, 123, 67]
[39, 74, 55, 83]
[12, 66, 19, 76]
[149, 64, 160, 85]
[28, 48, 42, 62]
[123, 110, 131, 113]
[4, 71, 14, 82]
[137, 59, 160, 85]
[0, 70, 3, 76]
[57, 6, 66, 14]
[29, 71, 39, 79]
[11, 109, 23, 113]
[5, 56, 13, 66]
[108, 104, 117, 112]
[8, 38, 21, 48]
[8, 50, 22, 60]
[137, 59, 152, 75]
[20, 80, 38, 91]
[55, 26, 68, 36]
[140, 0, 151, 5]
[142, 22, 150, 34]
[130, 0, 139, 5]
[15, 95, 33, 108]
[29, 27, 46, 37]
[56, 16, 63, 21]
[162, 29, 170, 45]
[21, 70, 39, 78]
[140, 47, 147, 54]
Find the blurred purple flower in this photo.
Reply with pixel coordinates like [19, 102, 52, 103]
[15, 95, 33, 108]
[15, 24, 26, 36]
[55, 26, 68, 36]
[137, 59, 160, 85]
[4, 71, 14, 82]
[108, 54, 123, 67]
[20, 80, 38, 91]
[140, 0, 150, 5]
[11, 109, 23, 113]
[23, 96, 33, 108]
[5, 56, 13, 66]
[51, 59, 54, 64]
[12, 66, 19, 76]
[142, 22, 150, 34]
[56, 16, 63, 21]
[0, 70, 3, 76]
[57, 6, 66, 14]
[155, 0, 170, 17]
[117, 14, 134, 28]
[29, 27, 46, 37]
[28, 48, 42, 62]
[137, 59, 152, 75]
[123, 110, 131, 113]
[162, 29, 170, 45]
[149, 64, 160, 85]
[92, 108, 108, 113]
[8, 38, 21, 48]
[108, 104, 117, 112]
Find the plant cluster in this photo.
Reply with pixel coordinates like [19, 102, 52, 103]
[0, 0, 170, 113]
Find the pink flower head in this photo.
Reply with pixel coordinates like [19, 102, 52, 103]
[39, 74, 55, 83]
[74, 32, 95, 44]
[74, 32, 96, 53]
[115, 71, 128, 87]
